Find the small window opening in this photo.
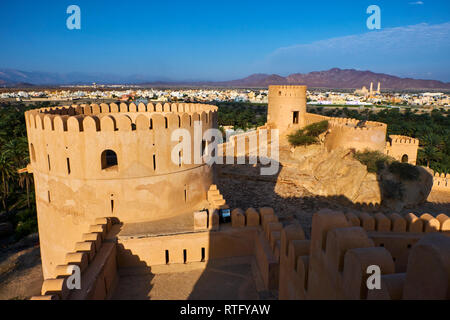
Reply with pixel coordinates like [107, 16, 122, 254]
[101, 150, 118, 170]
[293, 111, 299, 124]
[401, 154, 409, 163]
[201, 248, 206, 262]
[66, 158, 71, 174]
[30, 144, 36, 162]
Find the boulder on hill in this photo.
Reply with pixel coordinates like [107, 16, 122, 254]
[279, 145, 433, 211]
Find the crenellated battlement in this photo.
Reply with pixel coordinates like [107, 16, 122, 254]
[429, 169, 450, 179]
[304, 113, 330, 126]
[25, 102, 218, 180]
[388, 135, 419, 146]
[35, 102, 217, 115]
[26, 102, 217, 133]
[429, 169, 450, 191]
[325, 117, 387, 152]
[328, 117, 387, 130]
[278, 210, 450, 300]
[268, 85, 307, 97]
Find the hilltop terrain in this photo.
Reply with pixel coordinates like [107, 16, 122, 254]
[2, 68, 450, 89]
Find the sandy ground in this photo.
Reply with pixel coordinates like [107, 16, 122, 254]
[112, 257, 275, 300]
[0, 234, 43, 300]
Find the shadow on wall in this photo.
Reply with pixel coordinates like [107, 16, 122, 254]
[188, 140, 448, 298]
[214, 159, 443, 236]
[111, 243, 154, 300]
[35, 159, 441, 300]
[32, 159, 445, 300]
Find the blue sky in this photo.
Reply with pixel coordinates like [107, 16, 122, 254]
[0, 0, 449, 81]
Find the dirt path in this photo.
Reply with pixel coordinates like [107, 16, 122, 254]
[0, 235, 43, 300]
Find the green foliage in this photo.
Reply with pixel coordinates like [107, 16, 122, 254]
[354, 150, 420, 181]
[13, 207, 38, 239]
[288, 131, 318, 146]
[287, 121, 329, 147]
[217, 102, 267, 131]
[354, 150, 391, 173]
[303, 121, 329, 137]
[0, 101, 40, 240]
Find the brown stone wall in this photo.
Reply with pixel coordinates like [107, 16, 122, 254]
[324, 118, 387, 153]
[430, 171, 450, 192]
[386, 135, 419, 165]
[304, 113, 330, 126]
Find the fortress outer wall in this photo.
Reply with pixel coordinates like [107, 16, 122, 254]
[324, 118, 387, 153]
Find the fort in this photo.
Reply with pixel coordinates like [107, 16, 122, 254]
[25, 102, 219, 279]
[23, 86, 449, 300]
[265, 85, 419, 165]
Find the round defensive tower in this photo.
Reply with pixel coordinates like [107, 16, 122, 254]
[25, 102, 217, 278]
[267, 85, 307, 133]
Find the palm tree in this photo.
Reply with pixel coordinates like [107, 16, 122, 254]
[4, 137, 29, 167]
[420, 133, 444, 168]
[0, 152, 15, 211]
[18, 172, 33, 208]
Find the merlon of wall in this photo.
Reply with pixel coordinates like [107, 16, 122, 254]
[328, 117, 387, 131]
[388, 135, 420, 146]
[304, 113, 330, 126]
[26, 103, 217, 133]
[429, 169, 450, 192]
[277, 210, 450, 300]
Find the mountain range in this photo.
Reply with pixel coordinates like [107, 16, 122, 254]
[1, 68, 449, 90]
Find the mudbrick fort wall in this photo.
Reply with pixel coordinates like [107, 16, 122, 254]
[24, 86, 449, 300]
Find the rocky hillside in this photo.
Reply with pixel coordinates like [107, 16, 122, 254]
[280, 145, 433, 211]
[2, 68, 449, 89]
[223, 68, 450, 90]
